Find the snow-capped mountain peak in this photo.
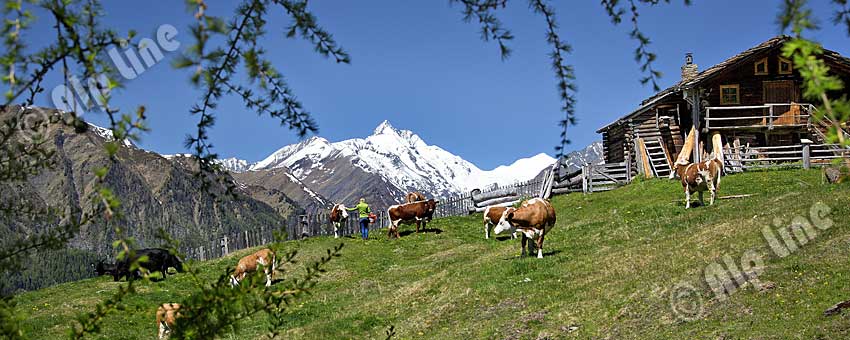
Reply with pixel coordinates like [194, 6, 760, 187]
[220, 121, 558, 198]
[369, 120, 425, 148]
[372, 120, 399, 136]
[251, 136, 333, 171]
[561, 141, 604, 172]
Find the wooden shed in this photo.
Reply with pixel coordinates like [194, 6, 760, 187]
[597, 35, 850, 177]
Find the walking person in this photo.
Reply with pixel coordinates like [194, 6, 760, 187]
[347, 198, 372, 240]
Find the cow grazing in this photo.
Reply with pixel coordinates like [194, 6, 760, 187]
[329, 204, 349, 239]
[112, 248, 184, 282]
[387, 199, 438, 238]
[494, 198, 556, 258]
[670, 155, 723, 209]
[231, 248, 276, 287]
[483, 206, 516, 240]
[156, 303, 181, 339]
[405, 191, 426, 203]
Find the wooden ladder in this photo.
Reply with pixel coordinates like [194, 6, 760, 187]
[642, 138, 673, 178]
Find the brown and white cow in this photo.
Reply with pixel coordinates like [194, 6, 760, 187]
[387, 199, 437, 238]
[405, 191, 427, 203]
[230, 248, 276, 287]
[329, 204, 349, 238]
[156, 303, 181, 339]
[494, 198, 556, 258]
[670, 155, 723, 209]
[483, 205, 517, 240]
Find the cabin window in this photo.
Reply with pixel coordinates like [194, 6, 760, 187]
[754, 57, 768, 75]
[720, 84, 740, 105]
[778, 57, 793, 75]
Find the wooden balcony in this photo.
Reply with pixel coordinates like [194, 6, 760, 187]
[705, 103, 813, 130]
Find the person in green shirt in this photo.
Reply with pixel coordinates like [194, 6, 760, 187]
[347, 198, 371, 240]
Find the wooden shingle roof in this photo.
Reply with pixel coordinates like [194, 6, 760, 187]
[596, 35, 850, 133]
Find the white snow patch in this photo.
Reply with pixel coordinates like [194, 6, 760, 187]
[87, 123, 134, 147]
[283, 172, 327, 205]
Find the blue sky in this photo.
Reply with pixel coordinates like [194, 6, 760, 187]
[11, 0, 850, 169]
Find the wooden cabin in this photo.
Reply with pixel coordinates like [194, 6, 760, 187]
[597, 36, 850, 177]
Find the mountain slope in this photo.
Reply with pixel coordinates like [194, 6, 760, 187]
[0, 106, 298, 292]
[14, 169, 850, 339]
[231, 167, 331, 213]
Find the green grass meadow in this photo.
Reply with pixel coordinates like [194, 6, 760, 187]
[13, 169, 850, 339]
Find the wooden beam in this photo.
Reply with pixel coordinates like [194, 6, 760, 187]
[636, 138, 652, 179]
[711, 131, 724, 163]
[691, 90, 701, 163]
[677, 126, 696, 164]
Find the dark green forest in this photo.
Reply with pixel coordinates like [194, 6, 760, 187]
[2, 249, 99, 295]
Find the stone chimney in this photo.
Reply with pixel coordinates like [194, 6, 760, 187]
[681, 52, 698, 82]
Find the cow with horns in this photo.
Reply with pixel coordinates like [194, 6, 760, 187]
[670, 154, 723, 209]
[494, 198, 556, 258]
[483, 205, 517, 240]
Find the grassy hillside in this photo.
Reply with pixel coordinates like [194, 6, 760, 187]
[13, 169, 850, 339]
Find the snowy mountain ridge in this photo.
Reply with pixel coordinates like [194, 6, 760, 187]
[226, 120, 558, 197]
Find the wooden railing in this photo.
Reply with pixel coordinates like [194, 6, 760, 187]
[705, 103, 814, 130]
[813, 112, 850, 143]
[552, 161, 635, 194]
[724, 143, 850, 172]
[433, 176, 549, 217]
[434, 192, 475, 218]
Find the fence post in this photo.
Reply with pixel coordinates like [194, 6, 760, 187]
[199, 246, 205, 261]
[581, 165, 588, 194]
[220, 236, 229, 256]
[768, 105, 774, 130]
[298, 215, 308, 239]
[802, 139, 812, 169]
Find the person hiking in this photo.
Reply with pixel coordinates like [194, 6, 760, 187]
[347, 198, 372, 240]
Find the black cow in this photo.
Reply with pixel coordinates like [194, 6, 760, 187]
[90, 260, 115, 276]
[112, 248, 184, 281]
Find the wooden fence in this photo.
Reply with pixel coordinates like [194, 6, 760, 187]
[552, 160, 635, 195]
[434, 163, 559, 217]
[434, 176, 552, 217]
[433, 192, 475, 218]
[724, 143, 850, 172]
[181, 211, 389, 261]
